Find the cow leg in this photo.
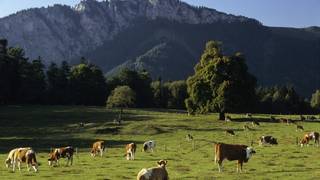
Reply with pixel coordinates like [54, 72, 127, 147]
[100, 149, 103, 157]
[27, 163, 30, 171]
[218, 161, 223, 172]
[132, 152, 135, 160]
[18, 161, 21, 171]
[237, 161, 243, 173]
[70, 156, 73, 165]
[12, 160, 16, 172]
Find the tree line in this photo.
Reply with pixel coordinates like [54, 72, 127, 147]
[1, 38, 320, 114]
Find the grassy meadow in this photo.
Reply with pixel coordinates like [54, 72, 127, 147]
[0, 106, 320, 179]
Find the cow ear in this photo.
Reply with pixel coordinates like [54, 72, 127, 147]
[157, 161, 161, 165]
[165, 160, 168, 165]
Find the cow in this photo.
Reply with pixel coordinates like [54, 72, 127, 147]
[246, 113, 252, 118]
[185, 134, 193, 141]
[91, 141, 105, 157]
[300, 132, 320, 147]
[137, 160, 169, 180]
[48, 146, 74, 166]
[12, 147, 38, 172]
[225, 129, 235, 136]
[143, 140, 156, 152]
[296, 125, 304, 132]
[259, 136, 278, 146]
[243, 125, 251, 131]
[5, 148, 19, 168]
[125, 143, 136, 160]
[214, 143, 256, 172]
[252, 121, 260, 127]
[225, 116, 232, 122]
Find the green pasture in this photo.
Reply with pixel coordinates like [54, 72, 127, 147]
[0, 106, 319, 179]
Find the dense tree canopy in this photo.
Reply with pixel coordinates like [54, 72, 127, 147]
[69, 61, 107, 105]
[106, 86, 136, 108]
[185, 41, 257, 119]
[311, 90, 320, 112]
[107, 68, 153, 107]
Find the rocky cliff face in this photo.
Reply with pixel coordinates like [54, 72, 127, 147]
[0, 0, 256, 63]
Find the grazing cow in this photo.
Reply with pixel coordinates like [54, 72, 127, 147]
[214, 143, 256, 172]
[259, 136, 278, 146]
[300, 132, 320, 147]
[252, 121, 260, 127]
[48, 146, 74, 166]
[143, 140, 156, 152]
[296, 125, 304, 132]
[91, 141, 105, 157]
[225, 116, 232, 122]
[270, 116, 276, 122]
[125, 143, 136, 160]
[5, 148, 20, 168]
[246, 113, 252, 118]
[137, 160, 169, 180]
[280, 118, 294, 125]
[243, 125, 251, 131]
[113, 118, 122, 125]
[300, 115, 306, 121]
[225, 129, 235, 136]
[12, 147, 38, 172]
[185, 134, 193, 141]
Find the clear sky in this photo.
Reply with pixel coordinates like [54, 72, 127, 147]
[0, 0, 319, 28]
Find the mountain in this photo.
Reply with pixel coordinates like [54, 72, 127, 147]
[0, 0, 319, 96]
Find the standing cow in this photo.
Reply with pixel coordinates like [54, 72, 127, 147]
[143, 140, 156, 152]
[125, 143, 137, 160]
[48, 146, 74, 166]
[300, 132, 320, 147]
[11, 147, 38, 172]
[91, 141, 105, 157]
[214, 143, 256, 172]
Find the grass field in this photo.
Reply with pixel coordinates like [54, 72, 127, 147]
[0, 106, 320, 179]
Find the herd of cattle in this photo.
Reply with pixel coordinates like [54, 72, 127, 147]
[3, 115, 320, 179]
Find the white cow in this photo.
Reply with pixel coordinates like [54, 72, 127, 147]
[142, 140, 156, 152]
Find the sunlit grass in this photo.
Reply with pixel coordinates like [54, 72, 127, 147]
[0, 106, 319, 179]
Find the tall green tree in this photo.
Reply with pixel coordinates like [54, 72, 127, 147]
[46, 61, 70, 104]
[69, 60, 107, 105]
[311, 90, 320, 112]
[106, 85, 136, 108]
[185, 41, 257, 119]
[107, 68, 153, 107]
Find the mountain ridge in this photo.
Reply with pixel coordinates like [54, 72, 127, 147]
[0, 0, 319, 96]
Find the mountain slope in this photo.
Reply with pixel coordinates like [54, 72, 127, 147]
[0, 0, 319, 96]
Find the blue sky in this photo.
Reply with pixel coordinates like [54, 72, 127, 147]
[0, 0, 319, 28]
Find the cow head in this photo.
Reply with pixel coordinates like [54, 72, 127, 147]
[5, 158, 11, 168]
[157, 160, 168, 167]
[143, 144, 148, 152]
[246, 147, 256, 159]
[271, 138, 278, 145]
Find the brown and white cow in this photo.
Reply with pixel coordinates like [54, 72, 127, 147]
[91, 141, 105, 157]
[300, 132, 320, 147]
[214, 143, 256, 172]
[12, 147, 38, 172]
[137, 160, 169, 180]
[48, 146, 74, 166]
[125, 143, 136, 160]
[5, 148, 19, 168]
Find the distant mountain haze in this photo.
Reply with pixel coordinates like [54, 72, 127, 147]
[0, 0, 319, 96]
